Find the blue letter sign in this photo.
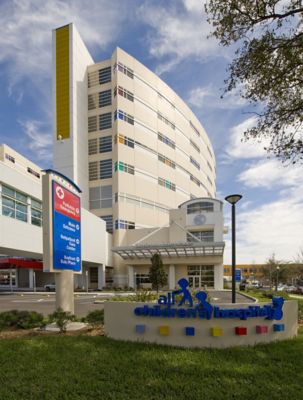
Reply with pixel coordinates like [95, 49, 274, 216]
[52, 181, 81, 271]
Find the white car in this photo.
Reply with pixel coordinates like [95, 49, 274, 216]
[44, 283, 56, 292]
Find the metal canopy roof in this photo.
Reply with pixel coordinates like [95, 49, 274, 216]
[112, 242, 225, 260]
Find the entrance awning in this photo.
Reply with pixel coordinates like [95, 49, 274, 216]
[112, 242, 225, 260]
[0, 258, 43, 270]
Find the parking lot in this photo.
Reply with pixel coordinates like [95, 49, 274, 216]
[0, 290, 255, 317]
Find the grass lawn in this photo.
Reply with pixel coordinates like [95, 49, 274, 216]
[0, 327, 302, 400]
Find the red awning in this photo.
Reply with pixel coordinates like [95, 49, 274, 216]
[0, 258, 43, 270]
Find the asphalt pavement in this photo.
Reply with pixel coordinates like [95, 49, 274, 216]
[0, 290, 255, 317]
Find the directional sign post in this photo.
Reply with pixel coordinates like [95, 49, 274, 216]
[42, 170, 82, 314]
[235, 269, 242, 283]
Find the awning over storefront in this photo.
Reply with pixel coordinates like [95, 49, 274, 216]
[112, 242, 225, 260]
[0, 258, 43, 270]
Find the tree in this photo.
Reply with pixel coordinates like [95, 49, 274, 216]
[149, 253, 167, 292]
[261, 254, 290, 289]
[205, 0, 303, 163]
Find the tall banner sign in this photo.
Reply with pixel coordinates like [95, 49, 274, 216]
[42, 170, 82, 274]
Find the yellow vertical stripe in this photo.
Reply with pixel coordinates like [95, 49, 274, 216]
[56, 26, 70, 139]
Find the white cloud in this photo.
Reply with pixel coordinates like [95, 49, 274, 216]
[137, 0, 225, 74]
[238, 159, 303, 189]
[19, 119, 52, 162]
[0, 0, 128, 91]
[187, 84, 248, 110]
[224, 193, 303, 264]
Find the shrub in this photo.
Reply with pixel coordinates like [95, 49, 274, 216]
[0, 310, 45, 330]
[85, 309, 104, 328]
[17, 311, 45, 330]
[48, 308, 75, 333]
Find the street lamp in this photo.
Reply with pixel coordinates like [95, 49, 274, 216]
[275, 266, 280, 291]
[225, 194, 242, 303]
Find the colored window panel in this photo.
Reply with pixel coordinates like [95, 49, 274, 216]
[56, 25, 70, 140]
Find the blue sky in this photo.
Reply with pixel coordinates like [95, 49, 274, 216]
[0, 0, 302, 264]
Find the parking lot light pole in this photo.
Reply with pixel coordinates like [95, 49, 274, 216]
[276, 266, 280, 291]
[225, 194, 242, 304]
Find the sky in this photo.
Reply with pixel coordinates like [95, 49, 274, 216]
[0, 0, 302, 265]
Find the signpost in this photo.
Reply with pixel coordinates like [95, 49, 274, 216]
[42, 170, 82, 313]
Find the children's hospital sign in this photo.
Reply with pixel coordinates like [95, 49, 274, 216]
[104, 278, 298, 348]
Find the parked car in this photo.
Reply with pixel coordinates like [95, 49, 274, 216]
[44, 283, 56, 292]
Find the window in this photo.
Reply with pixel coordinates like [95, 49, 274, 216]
[158, 132, 175, 149]
[99, 90, 112, 107]
[207, 146, 213, 159]
[115, 219, 135, 230]
[99, 67, 111, 84]
[114, 134, 135, 148]
[190, 139, 200, 153]
[89, 267, 99, 284]
[187, 230, 214, 243]
[190, 175, 200, 187]
[190, 121, 200, 137]
[114, 109, 134, 125]
[1, 185, 28, 222]
[100, 159, 112, 179]
[188, 265, 214, 288]
[187, 202, 214, 214]
[99, 136, 112, 153]
[136, 274, 151, 286]
[114, 62, 134, 79]
[207, 176, 213, 187]
[114, 161, 134, 175]
[88, 116, 97, 133]
[158, 177, 176, 191]
[5, 153, 15, 163]
[190, 156, 200, 170]
[100, 215, 113, 233]
[157, 112, 175, 130]
[158, 154, 175, 169]
[99, 113, 112, 130]
[31, 198, 42, 226]
[114, 86, 134, 102]
[207, 161, 213, 172]
[27, 167, 40, 178]
[89, 186, 112, 209]
[88, 139, 98, 155]
[88, 93, 98, 110]
[89, 162, 98, 181]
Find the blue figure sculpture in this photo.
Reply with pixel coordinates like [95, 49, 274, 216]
[270, 297, 284, 320]
[173, 278, 193, 307]
[195, 291, 213, 319]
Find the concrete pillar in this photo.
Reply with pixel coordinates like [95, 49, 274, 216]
[169, 265, 175, 290]
[128, 266, 134, 289]
[55, 270, 74, 314]
[29, 269, 34, 290]
[214, 264, 224, 290]
[98, 264, 106, 290]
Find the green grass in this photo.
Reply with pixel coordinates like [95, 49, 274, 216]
[0, 329, 303, 400]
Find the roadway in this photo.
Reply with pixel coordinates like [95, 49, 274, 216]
[0, 290, 255, 317]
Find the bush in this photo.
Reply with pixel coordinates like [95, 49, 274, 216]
[85, 310, 104, 328]
[48, 308, 75, 333]
[0, 310, 45, 330]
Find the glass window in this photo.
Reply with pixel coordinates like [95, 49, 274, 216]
[187, 265, 214, 288]
[99, 90, 112, 107]
[100, 215, 113, 233]
[1, 185, 28, 223]
[100, 159, 112, 179]
[115, 219, 135, 230]
[158, 177, 176, 191]
[190, 156, 200, 170]
[90, 267, 99, 284]
[99, 113, 112, 130]
[31, 208, 42, 226]
[88, 139, 98, 155]
[89, 186, 112, 210]
[99, 67, 111, 84]
[114, 161, 134, 175]
[114, 109, 134, 125]
[89, 162, 98, 181]
[2, 197, 15, 218]
[187, 202, 213, 214]
[158, 132, 175, 149]
[187, 231, 214, 243]
[88, 116, 97, 133]
[99, 136, 112, 153]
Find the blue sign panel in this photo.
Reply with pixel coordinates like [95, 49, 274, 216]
[52, 182, 81, 271]
[235, 269, 241, 282]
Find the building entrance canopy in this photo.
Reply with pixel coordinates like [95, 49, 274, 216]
[112, 242, 225, 260]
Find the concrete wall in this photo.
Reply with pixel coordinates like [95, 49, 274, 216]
[105, 300, 298, 348]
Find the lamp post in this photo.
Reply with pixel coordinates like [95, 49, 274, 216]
[275, 266, 280, 291]
[225, 194, 242, 303]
